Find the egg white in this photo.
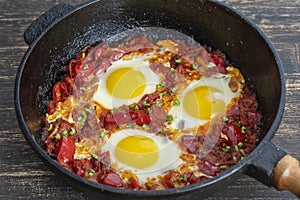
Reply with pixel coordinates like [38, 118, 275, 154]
[93, 54, 160, 109]
[168, 73, 244, 130]
[102, 129, 182, 183]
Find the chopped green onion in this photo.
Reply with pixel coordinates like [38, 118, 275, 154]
[156, 82, 165, 89]
[146, 108, 152, 114]
[238, 142, 243, 147]
[178, 174, 188, 183]
[169, 90, 175, 96]
[183, 174, 187, 182]
[156, 101, 162, 106]
[133, 125, 139, 129]
[91, 154, 98, 160]
[240, 149, 247, 157]
[55, 124, 59, 129]
[160, 130, 167, 135]
[202, 151, 207, 155]
[47, 124, 53, 131]
[62, 130, 68, 136]
[142, 101, 150, 107]
[215, 163, 221, 166]
[234, 145, 239, 152]
[241, 126, 246, 134]
[130, 104, 139, 110]
[240, 156, 245, 161]
[126, 123, 131, 128]
[173, 99, 180, 106]
[100, 130, 106, 138]
[219, 165, 227, 170]
[237, 121, 241, 127]
[77, 111, 87, 126]
[159, 91, 167, 97]
[166, 115, 174, 122]
[222, 116, 229, 122]
[83, 64, 89, 69]
[80, 87, 87, 91]
[142, 124, 147, 129]
[233, 156, 237, 163]
[134, 105, 139, 110]
[82, 52, 86, 59]
[55, 134, 61, 140]
[222, 146, 231, 153]
[87, 172, 94, 178]
[85, 107, 94, 114]
[192, 64, 198, 70]
[170, 68, 176, 73]
[70, 128, 76, 136]
[175, 59, 181, 63]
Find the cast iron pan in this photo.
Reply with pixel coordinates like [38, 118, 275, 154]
[14, 0, 300, 199]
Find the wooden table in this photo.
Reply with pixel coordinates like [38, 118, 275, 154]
[1, 0, 299, 199]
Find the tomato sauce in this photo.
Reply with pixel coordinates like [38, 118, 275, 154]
[42, 36, 262, 190]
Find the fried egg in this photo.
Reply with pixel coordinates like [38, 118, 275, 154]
[93, 54, 160, 109]
[168, 71, 244, 130]
[102, 129, 182, 183]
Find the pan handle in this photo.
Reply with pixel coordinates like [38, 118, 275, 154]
[273, 154, 300, 197]
[247, 141, 300, 198]
[24, 3, 75, 46]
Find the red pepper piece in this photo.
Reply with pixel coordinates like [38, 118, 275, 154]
[180, 135, 199, 154]
[198, 160, 220, 176]
[101, 171, 123, 188]
[56, 136, 75, 165]
[104, 113, 131, 126]
[226, 124, 246, 146]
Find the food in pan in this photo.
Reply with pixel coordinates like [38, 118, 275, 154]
[42, 36, 262, 190]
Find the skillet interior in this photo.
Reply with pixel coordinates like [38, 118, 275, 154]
[17, 0, 284, 199]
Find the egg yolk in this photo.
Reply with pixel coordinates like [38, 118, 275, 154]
[115, 136, 159, 169]
[106, 67, 146, 99]
[183, 86, 225, 120]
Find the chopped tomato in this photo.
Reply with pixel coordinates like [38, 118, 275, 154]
[72, 158, 91, 177]
[56, 136, 75, 165]
[130, 110, 151, 125]
[129, 177, 144, 190]
[211, 51, 227, 74]
[52, 77, 73, 102]
[161, 170, 176, 188]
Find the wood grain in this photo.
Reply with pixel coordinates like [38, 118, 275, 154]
[273, 155, 300, 197]
[0, 0, 299, 199]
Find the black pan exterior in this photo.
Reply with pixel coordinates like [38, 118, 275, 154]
[15, 0, 285, 199]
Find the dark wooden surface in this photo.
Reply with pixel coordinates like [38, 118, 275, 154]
[0, 0, 299, 199]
